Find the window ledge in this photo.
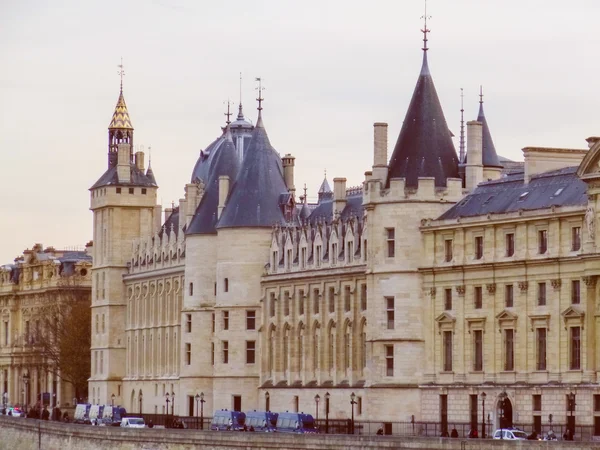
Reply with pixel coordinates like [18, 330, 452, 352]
[439, 371, 454, 375]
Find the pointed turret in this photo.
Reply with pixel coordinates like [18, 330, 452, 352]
[317, 173, 332, 202]
[187, 127, 240, 234]
[477, 90, 501, 168]
[387, 49, 459, 187]
[216, 101, 289, 229]
[107, 88, 134, 168]
[145, 162, 157, 186]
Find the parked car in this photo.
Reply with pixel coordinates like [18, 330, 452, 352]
[493, 428, 528, 440]
[120, 417, 146, 428]
[210, 409, 246, 431]
[275, 412, 318, 434]
[244, 410, 278, 432]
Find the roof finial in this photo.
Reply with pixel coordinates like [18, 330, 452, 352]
[459, 88, 465, 163]
[255, 77, 264, 115]
[224, 99, 233, 125]
[117, 57, 125, 92]
[420, 0, 431, 52]
[303, 183, 308, 202]
[324, 168, 327, 179]
[479, 85, 484, 105]
[148, 145, 152, 165]
[238, 72, 244, 119]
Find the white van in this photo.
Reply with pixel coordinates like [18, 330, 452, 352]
[120, 417, 145, 428]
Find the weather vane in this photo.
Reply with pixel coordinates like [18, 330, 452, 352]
[255, 77, 264, 111]
[224, 99, 233, 125]
[479, 85, 484, 105]
[420, 0, 431, 52]
[117, 57, 125, 91]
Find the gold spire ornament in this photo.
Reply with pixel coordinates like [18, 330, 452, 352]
[109, 58, 134, 130]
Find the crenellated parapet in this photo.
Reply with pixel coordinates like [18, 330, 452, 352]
[129, 222, 186, 273]
[364, 176, 464, 206]
[267, 213, 366, 274]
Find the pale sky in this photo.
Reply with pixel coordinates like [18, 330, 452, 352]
[0, 0, 598, 264]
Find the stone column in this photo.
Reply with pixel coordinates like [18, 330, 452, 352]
[583, 276, 597, 382]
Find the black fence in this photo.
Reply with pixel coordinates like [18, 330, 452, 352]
[132, 414, 599, 441]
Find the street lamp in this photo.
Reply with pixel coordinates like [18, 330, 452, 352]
[325, 392, 330, 434]
[498, 391, 508, 440]
[139, 392, 143, 414]
[350, 392, 357, 435]
[165, 393, 171, 428]
[23, 372, 30, 415]
[265, 391, 270, 411]
[480, 392, 486, 439]
[314, 394, 320, 424]
[199, 392, 205, 430]
[111, 393, 115, 407]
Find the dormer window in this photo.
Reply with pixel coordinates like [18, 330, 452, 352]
[518, 192, 529, 201]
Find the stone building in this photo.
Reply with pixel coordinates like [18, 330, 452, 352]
[0, 243, 92, 409]
[89, 30, 600, 437]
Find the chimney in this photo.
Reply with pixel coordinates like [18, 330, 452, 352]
[184, 183, 201, 227]
[117, 143, 131, 183]
[134, 151, 145, 172]
[372, 122, 388, 182]
[218, 175, 230, 219]
[333, 177, 347, 216]
[465, 121, 483, 191]
[282, 154, 296, 196]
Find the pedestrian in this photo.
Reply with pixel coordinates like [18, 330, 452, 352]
[450, 427, 459, 438]
[468, 428, 478, 439]
[148, 419, 154, 429]
[54, 406, 62, 422]
[63, 411, 69, 422]
[42, 406, 50, 421]
[376, 426, 384, 435]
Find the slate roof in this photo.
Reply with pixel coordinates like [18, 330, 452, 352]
[387, 52, 459, 187]
[90, 163, 158, 189]
[145, 164, 157, 185]
[464, 101, 502, 168]
[187, 128, 240, 235]
[108, 89, 133, 130]
[159, 207, 183, 237]
[438, 166, 587, 220]
[306, 190, 364, 224]
[190, 132, 226, 184]
[216, 114, 289, 229]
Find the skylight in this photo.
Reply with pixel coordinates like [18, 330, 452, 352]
[518, 192, 529, 201]
[553, 188, 564, 197]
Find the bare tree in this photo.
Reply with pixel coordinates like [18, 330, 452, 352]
[32, 278, 91, 401]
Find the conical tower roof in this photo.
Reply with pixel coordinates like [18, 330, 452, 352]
[108, 90, 134, 130]
[387, 52, 459, 187]
[187, 128, 240, 235]
[216, 113, 288, 229]
[477, 100, 502, 168]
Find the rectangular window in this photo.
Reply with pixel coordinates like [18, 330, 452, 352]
[224, 278, 229, 292]
[270, 293, 276, 317]
[533, 394, 542, 412]
[533, 415, 542, 435]
[331, 243, 338, 265]
[440, 395, 448, 435]
[128, 187, 134, 194]
[246, 341, 255, 364]
[386, 297, 394, 330]
[385, 345, 394, 376]
[313, 289, 319, 314]
[246, 310, 255, 330]
[444, 239, 453, 262]
[504, 329, 514, 371]
[347, 241, 354, 263]
[470, 395, 478, 431]
[189, 282, 193, 296]
[344, 286, 351, 312]
[444, 288, 452, 311]
[594, 394, 600, 412]
[284, 292, 290, 316]
[299, 290, 305, 315]
[222, 341, 229, 364]
[505, 284, 514, 308]
[25, 320, 30, 343]
[475, 236, 483, 260]
[3, 321, 7, 346]
[212, 313, 215, 333]
[185, 343, 191, 365]
[570, 326, 581, 370]
[536, 328, 547, 371]
[185, 314, 192, 333]
[537, 282, 546, 306]
[386, 228, 395, 258]
[474, 286, 483, 309]
[223, 311, 229, 330]
[506, 233, 515, 257]
[473, 329, 483, 371]
[360, 284, 367, 311]
[116, 187, 121, 194]
[538, 229, 548, 254]
[211, 342, 214, 365]
[572, 226, 581, 251]
[328, 287, 335, 313]
[572, 280, 581, 304]
[357, 397, 362, 416]
[443, 331, 453, 372]
[142, 188, 147, 195]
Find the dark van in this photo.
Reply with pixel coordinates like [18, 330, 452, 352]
[244, 410, 278, 432]
[210, 409, 246, 431]
[276, 412, 317, 434]
[101, 406, 127, 426]
[73, 404, 92, 424]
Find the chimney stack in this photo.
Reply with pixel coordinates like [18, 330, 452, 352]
[134, 151, 145, 172]
[465, 121, 483, 191]
[282, 154, 296, 196]
[333, 177, 347, 216]
[117, 143, 131, 183]
[372, 122, 388, 182]
[218, 175, 230, 219]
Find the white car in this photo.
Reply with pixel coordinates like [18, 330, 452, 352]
[493, 428, 528, 440]
[120, 417, 145, 428]
[3, 406, 23, 417]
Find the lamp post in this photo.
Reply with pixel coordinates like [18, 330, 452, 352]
[480, 392, 486, 439]
[199, 392, 205, 430]
[23, 372, 30, 415]
[195, 393, 200, 430]
[165, 393, 170, 428]
[350, 392, 357, 435]
[325, 392, 330, 434]
[111, 393, 115, 407]
[314, 394, 320, 425]
[139, 392, 143, 414]
[498, 391, 508, 440]
[265, 391, 270, 411]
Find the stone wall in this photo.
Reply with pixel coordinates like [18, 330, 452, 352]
[0, 416, 593, 450]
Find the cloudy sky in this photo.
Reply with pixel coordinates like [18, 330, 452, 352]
[0, 0, 598, 264]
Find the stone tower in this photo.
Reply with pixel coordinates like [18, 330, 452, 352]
[89, 83, 160, 406]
